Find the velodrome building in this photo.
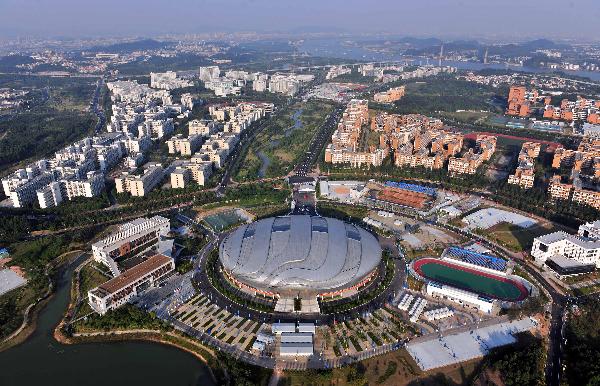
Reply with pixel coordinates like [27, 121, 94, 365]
[219, 215, 382, 298]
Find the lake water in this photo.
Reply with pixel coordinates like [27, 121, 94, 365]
[0, 255, 215, 386]
[300, 38, 600, 82]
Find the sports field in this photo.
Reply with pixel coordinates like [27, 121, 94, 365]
[204, 210, 246, 231]
[414, 258, 528, 301]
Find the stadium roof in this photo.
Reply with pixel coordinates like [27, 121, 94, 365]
[219, 215, 381, 292]
[384, 181, 436, 196]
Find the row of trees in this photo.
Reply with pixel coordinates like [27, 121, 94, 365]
[563, 297, 600, 386]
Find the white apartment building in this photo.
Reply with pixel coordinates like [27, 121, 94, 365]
[137, 118, 174, 139]
[581, 220, 600, 239]
[170, 167, 191, 189]
[252, 78, 268, 92]
[268, 74, 300, 96]
[150, 71, 193, 90]
[189, 119, 219, 136]
[2, 160, 48, 197]
[88, 253, 174, 315]
[122, 135, 152, 154]
[96, 142, 125, 172]
[36, 172, 104, 209]
[198, 66, 220, 82]
[91, 215, 170, 276]
[192, 149, 227, 169]
[9, 173, 55, 208]
[170, 161, 212, 188]
[180, 93, 196, 110]
[115, 164, 164, 197]
[531, 221, 600, 268]
[37, 182, 63, 209]
[166, 134, 203, 156]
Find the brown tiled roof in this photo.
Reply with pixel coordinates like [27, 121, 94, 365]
[98, 254, 172, 294]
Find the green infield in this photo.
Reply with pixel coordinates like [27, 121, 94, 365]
[416, 260, 526, 301]
[204, 209, 246, 231]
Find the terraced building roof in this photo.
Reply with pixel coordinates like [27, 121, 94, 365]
[219, 215, 381, 292]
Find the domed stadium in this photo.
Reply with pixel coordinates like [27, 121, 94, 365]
[219, 215, 382, 295]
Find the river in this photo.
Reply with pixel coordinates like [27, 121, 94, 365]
[0, 255, 215, 386]
[300, 38, 600, 82]
[257, 107, 304, 178]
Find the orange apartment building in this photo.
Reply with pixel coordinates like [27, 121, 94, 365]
[548, 175, 600, 210]
[507, 142, 541, 189]
[548, 175, 573, 200]
[506, 85, 551, 117]
[447, 134, 497, 175]
[549, 137, 600, 209]
[324, 99, 389, 167]
[543, 96, 600, 123]
[572, 188, 600, 210]
[373, 86, 406, 103]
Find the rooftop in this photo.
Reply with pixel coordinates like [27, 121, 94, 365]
[94, 254, 172, 296]
[537, 231, 600, 249]
[220, 215, 381, 292]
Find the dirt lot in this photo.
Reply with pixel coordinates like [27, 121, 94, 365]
[281, 349, 483, 385]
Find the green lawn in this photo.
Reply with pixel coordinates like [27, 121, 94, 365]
[236, 100, 334, 180]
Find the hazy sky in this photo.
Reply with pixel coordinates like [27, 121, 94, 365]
[0, 0, 599, 41]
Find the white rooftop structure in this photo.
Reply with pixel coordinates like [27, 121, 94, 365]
[272, 323, 296, 334]
[281, 332, 313, 344]
[531, 220, 600, 268]
[0, 269, 27, 296]
[582, 122, 600, 138]
[220, 215, 381, 293]
[280, 332, 314, 357]
[407, 318, 537, 371]
[463, 208, 538, 230]
[297, 323, 316, 334]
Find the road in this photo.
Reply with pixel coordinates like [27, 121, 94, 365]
[90, 75, 106, 134]
[293, 103, 344, 177]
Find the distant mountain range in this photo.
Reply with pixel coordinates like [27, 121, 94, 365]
[398, 37, 571, 57]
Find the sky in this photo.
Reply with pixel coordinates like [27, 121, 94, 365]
[0, 0, 599, 41]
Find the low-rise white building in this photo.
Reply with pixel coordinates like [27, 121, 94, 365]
[91, 215, 170, 275]
[87, 253, 174, 315]
[531, 221, 600, 270]
[426, 282, 494, 313]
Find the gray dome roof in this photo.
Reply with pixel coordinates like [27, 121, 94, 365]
[219, 215, 381, 292]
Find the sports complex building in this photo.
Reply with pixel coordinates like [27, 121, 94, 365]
[218, 215, 382, 299]
[411, 247, 533, 313]
[363, 181, 437, 211]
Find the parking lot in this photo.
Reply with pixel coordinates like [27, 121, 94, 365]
[172, 292, 265, 352]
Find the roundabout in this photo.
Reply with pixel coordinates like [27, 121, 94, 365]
[194, 214, 404, 323]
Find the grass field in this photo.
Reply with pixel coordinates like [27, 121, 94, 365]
[416, 259, 526, 301]
[484, 221, 562, 252]
[235, 100, 334, 180]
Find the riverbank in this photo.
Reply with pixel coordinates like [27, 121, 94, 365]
[0, 250, 84, 352]
[53, 256, 222, 384]
[54, 327, 220, 384]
